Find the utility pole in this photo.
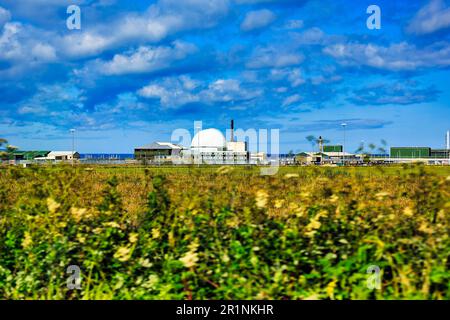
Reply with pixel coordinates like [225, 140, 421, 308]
[70, 129, 75, 167]
[194, 121, 201, 167]
[341, 123, 347, 165]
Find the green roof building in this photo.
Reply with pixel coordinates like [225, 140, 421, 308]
[390, 147, 431, 158]
[12, 151, 50, 161]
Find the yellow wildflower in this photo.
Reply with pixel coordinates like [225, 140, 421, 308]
[76, 234, 86, 244]
[70, 207, 87, 222]
[274, 199, 284, 209]
[180, 251, 199, 268]
[255, 190, 269, 208]
[47, 198, 60, 214]
[326, 280, 337, 299]
[22, 231, 33, 249]
[375, 192, 389, 200]
[222, 253, 230, 263]
[329, 194, 339, 203]
[138, 258, 152, 268]
[151, 228, 160, 239]
[114, 246, 132, 262]
[103, 222, 120, 228]
[180, 240, 200, 268]
[403, 207, 414, 217]
[129, 233, 138, 243]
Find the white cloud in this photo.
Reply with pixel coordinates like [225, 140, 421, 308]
[284, 19, 303, 29]
[240, 9, 276, 32]
[0, 22, 22, 61]
[407, 0, 450, 35]
[201, 79, 262, 103]
[270, 68, 305, 87]
[138, 76, 262, 108]
[0, 22, 58, 75]
[0, 6, 11, 27]
[323, 41, 450, 71]
[282, 94, 301, 107]
[31, 43, 56, 61]
[61, 33, 112, 58]
[59, 0, 229, 58]
[246, 46, 304, 69]
[138, 76, 200, 108]
[92, 41, 197, 75]
[18, 105, 47, 115]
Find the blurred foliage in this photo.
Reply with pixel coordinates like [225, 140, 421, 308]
[0, 164, 449, 299]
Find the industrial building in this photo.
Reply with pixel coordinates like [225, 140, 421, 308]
[134, 121, 251, 164]
[12, 151, 50, 161]
[134, 142, 183, 161]
[35, 151, 80, 161]
[295, 151, 363, 165]
[182, 127, 249, 164]
[387, 146, 449, 164]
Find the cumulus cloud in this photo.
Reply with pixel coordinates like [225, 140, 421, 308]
[89, 41, 198, 75]
[246, 46, 304, 69]
[407, 0, 450, 35]
[323, 41, 450, 71]
[240, 9, 276, 32]
[201, 78, 262, 103]
[59, 0, 229, 58]
[269, 68, 305, 87]
[138, 76, 262, 108]
[0, 22, 58, 76]
[0, 6, 11, 27]
[138, 76, 200, 108]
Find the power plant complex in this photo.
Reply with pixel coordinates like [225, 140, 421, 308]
[3, 122, 450, 166]
[133, 122, 450, 166]
[135, 121, 252, 165]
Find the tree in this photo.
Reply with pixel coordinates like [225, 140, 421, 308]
[305, 135, 330, 153]
[354, 140, 388, 164]
[0, 138, 19, 161]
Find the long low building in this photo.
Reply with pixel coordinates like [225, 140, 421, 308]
[134, 142, 183, 161]
[35, 151, 80, 161]
[12, 151, 50, 161]
[295, 151, 363, 165]
[390, 147, 450, 159]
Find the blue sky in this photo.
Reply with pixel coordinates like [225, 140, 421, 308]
[0, 0, 449, 153]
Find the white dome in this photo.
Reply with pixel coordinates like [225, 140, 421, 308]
[191, 128, 226, 149]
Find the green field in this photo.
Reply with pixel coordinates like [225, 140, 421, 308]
[0, 164, 449, 299]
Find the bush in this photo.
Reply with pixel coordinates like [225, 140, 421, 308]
[0, 165, 449, 299]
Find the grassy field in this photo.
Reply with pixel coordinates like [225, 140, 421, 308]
[0, 164, 449, 299]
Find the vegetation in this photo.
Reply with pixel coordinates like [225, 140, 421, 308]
[0, 164, 449, 299]
[0, 138, 18, 161]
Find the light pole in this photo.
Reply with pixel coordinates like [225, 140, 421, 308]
[341, 123, 347, 165]
[70, 129, 75, 167]
[195, 122, 201, 166]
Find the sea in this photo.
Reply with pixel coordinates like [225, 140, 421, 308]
[80, 154, 134, 160]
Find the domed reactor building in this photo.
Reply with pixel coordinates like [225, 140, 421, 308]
[182, 120, 249, 164]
